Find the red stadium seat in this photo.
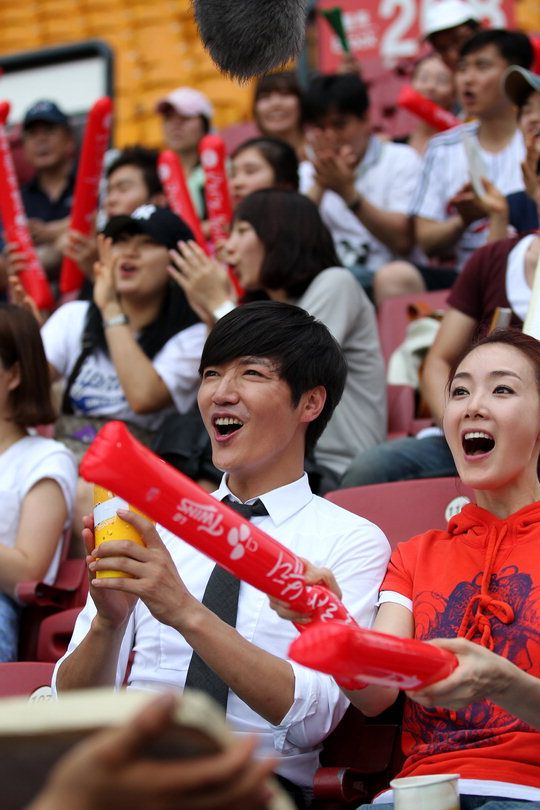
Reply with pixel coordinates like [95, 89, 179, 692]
[377, 290, 450, 367]
[0, 662, 54, 699]
[386, 384, 415, 439]
[36, 607, 82, 664]
[325, 477, 474, 548]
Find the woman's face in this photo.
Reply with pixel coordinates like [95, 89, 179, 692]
[254, 89, 301, 138]
[111, 234, 170, 301]
[520, 91, 540, 148]
[230, 148, 276, 207]
[443, 343, 540, 497]
[412, 55, 456, 111]
[225, 220, 265, 290]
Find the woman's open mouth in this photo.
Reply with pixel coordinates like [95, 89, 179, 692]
[462, 430, 495, 457]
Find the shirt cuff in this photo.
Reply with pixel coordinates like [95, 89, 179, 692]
[377, 590, 413, 611]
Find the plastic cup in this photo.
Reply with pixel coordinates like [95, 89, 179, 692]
[390, 774, 460, 810]
[93, 484, 151, 578]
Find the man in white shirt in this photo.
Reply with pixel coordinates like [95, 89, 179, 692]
[299, 73, 421, 294]
[53, 301, 390, 806]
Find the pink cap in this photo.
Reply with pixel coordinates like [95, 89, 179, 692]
[156, 87, 214, 120]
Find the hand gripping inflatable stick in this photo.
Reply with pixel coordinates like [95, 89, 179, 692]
[158, 150, 209, 252]
[398, 85, 460, 133]
[0, 103, 54, 310]
[80, 422, 457, 691]
[60, 97, 113, 294]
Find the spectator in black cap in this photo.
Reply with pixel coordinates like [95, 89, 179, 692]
[12, 100, 77, 285]
[40, 204, 206, 535]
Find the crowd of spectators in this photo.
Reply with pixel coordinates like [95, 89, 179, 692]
[1, 3, 540, 807]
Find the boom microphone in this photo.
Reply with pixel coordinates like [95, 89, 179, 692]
[192, 0, 308, 79]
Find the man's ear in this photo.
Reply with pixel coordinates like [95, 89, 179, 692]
[299, 385, 326, 425]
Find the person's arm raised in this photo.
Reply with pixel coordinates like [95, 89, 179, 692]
[92, 235, 173, 415]
[420, 308, 477, 426]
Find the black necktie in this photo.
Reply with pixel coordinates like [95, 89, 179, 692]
[183, 496, 268, 711]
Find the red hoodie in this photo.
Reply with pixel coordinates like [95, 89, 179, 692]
[381, 500, 540, 787]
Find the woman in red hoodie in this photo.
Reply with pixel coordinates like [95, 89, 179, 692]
[276, 328, 540, 810]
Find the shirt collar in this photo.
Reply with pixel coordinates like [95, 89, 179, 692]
[214, 473, 313, 526]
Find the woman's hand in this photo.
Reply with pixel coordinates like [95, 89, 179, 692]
[168, 240, 234, 328]
[93, 234, 121, 316]
[269, 558, 342, 624]
[61, 229, 99, 279]
[7, 275, 44, 326]
[406, 637, 513, 711]
[522, 130, 540, 207]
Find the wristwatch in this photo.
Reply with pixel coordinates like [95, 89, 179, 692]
[103, 313, 129, 328]
[212, 300, 236, 321]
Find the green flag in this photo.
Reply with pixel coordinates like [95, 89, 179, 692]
[321, 7, 350, 53]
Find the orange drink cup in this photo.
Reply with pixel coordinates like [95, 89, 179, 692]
[93, 484, 151, 578]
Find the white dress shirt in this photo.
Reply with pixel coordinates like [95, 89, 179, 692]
[52, 473, 390, 787]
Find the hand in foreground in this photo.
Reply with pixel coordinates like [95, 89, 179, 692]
[88, 510, 195, 630]
[269, 558, 342, 625]
[406, 637, 512, 711]
[27, 693, 277, 810]
[168, 240, 234, 327]
[475, 177, 509, 221]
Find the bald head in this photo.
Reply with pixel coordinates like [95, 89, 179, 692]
[193, 0, 307, 80]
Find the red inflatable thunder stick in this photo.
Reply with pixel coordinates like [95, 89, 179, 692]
[289, 622, 457, 691]
[60, 96, 113, 294]
[198, 133, 243, 297]
[398, 85, 460, 133]
[80, 421, 458, 690]
[157, 150, 209, 252]
[0, 108, 54, 310]
[199, 134, 232, 246]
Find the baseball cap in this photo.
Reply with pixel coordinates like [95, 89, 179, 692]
[103, 205, 194, 250]
[23, 100, 70, 130]
[422, 0, 478, 39]
[504, 65, 540, 107]
[156, 87, 214, 121]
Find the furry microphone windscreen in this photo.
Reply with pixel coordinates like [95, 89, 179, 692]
[192, 0, 308, 80]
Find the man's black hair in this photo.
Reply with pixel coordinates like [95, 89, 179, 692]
[106, 145, 163, 198]
[303, 73, 370, 124]
[200, 301, 347, 453]
[459, 29, 533, 69]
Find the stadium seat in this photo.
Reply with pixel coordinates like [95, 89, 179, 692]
[325, 477, 474, 548]
[36, 607, 82, 663]
[0, 661, 54, 699]
[312, 699, 404, 807]
[377, 290, 450, 367]
[386, 384, 415, 438]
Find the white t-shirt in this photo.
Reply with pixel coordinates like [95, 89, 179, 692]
[41, 301, 206, 431]
[0, 435, 77, 585]
[411, 121, 525, 272]
[53, 473, 391, 788]
[299, 135, 422, 275]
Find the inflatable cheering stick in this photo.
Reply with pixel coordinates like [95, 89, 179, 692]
[80, 421, 356, 630]
[60, 96, 113, 294]
[289, 621, 458, 690]
[0, 106, 54, 309]
[199, 133, 243, 297]
[158, 150, 209, 252]
[199, 134, 232, 247]
[398, 85, 460, 133]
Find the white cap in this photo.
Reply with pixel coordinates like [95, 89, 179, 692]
[156, 87, 213, 121]
[422, 0, 478, 39]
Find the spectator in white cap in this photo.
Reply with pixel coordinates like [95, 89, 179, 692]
[156, 87, 213, 220]
[421, 0, 480, 71]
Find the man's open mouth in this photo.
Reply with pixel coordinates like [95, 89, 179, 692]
[214, 417, 244, 437]
[462, 431, 495, 456]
